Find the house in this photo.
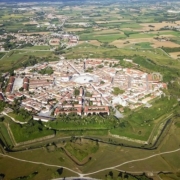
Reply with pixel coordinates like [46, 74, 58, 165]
[33, 115, 55, 122]
[84, 106, 109, 115]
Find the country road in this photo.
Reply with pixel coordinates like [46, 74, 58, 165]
[0, 148, 180, 178]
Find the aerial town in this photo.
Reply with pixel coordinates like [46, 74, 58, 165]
[0, 58, 166, 122]
[1, 1, 180, 179]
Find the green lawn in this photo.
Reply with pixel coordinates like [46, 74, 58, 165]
[0, 52, 6, 59]
[8, 112, 32, 123]
[79, 33, 126, 43]
[23, 46, 51, 50]
[133, 42, 152, 48]
[10, 121, 55, 143]
[129, 33, 155, 38]
[159, 31, 180, 37]
[0, 121, 13, 147]
[65, 141, 99, 161]
[0, 50, 54, 72]
[46, 115, 115, 130]
[112, 87, 125, 95]
[125, 42, 153, 49]
[120, 23, 142, 29]
[110, 97, 177, 141]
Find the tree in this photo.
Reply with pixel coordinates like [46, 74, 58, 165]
[74, 88, 80, 96]
[57, 168, 63, 175]
[19, 87, 24, 91]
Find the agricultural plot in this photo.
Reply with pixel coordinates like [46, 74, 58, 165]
[0, 50, 54, 72]
[66, 43, 180, 70]
[79, 33, 126, 43]
[23, 45, 51, 50]
[140, 22, 180, 31]
[169, 52, 180, 59]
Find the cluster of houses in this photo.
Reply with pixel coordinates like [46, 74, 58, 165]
[0, 58, 167, 122]
[50, 33, 79, 47]
[0, 33, 49, 48]
[0, 31, 79, 50]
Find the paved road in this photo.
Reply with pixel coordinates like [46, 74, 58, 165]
[1, 147, 180, 178]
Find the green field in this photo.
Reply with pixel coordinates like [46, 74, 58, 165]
[8, 112, 32, 123]
[110, 97, 177, 141]
[64, 140, 99, 161]
[79, 33, 126, 43]
[23, 46, 51, 50]
[127, 42, 152, 49]
[0, 121, 13, 147]
[10, 121, 55, 143]
[0, 50, 55, 72]
[46, 114, 116, 130]
[65, 43, 180, 71]
[0, 52, 6, 59]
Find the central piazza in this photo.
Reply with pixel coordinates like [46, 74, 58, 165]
[4, 58, 166, 121]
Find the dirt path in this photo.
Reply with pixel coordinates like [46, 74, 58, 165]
[82, 148, 180, 177]
[2, 112, 27, 125]
[0, 148, 180, 177]
[0, 152, 83, 177]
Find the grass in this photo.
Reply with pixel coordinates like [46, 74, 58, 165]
[129, 33, 155, 38]
[90, 170, 152, 180]
[0, 52, 6, 59]
[56, 129, 108, 137]
[160, 117, 180, 152]
[0, 155, 76, 180]
[112, 87, 125, 95]
[170, 37, 180, 45]
[10, 122, 55, 143]
[120, 23, 142, 29]
[80, 33, 126, 43]
[0, 121, 13, 147]
[6, 147, 77, 177]
[0, 50, 54, 72]
[65, 140, 99, 161]
[110, 97, 177, 141]
[8, 112, 32, 123]
[1, 133, 179, 179]
[132, 42, 152, 49]
[46, 115, 114, 130]
[47, 97, 178, 143]
[23, 46, 51, 50]
[65, 43, 178, 69]
[159, 31, 180, 37]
